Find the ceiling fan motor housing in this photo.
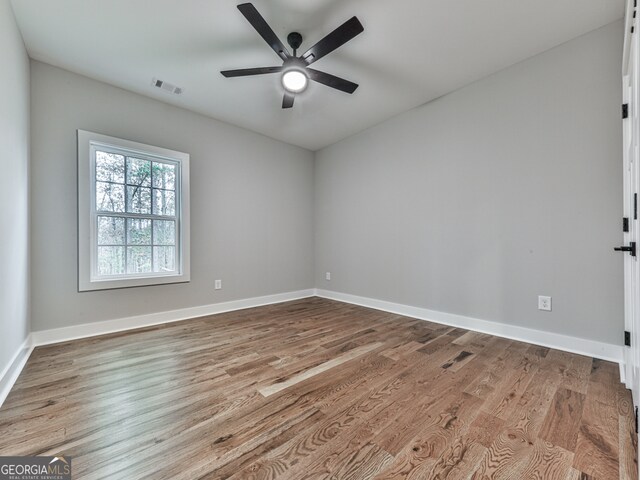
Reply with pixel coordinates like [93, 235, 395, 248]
[220, 4, 364, 108]
[287, 32, 303, 51]
[284, 57, 307, 70]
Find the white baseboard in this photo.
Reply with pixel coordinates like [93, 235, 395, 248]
[31, 289, 316, 346]
[3, 286, 623, 410]
[1, 289, 315, 409]
[620, 362, 627, 385]
[316, 289, 623, 364]
[0, 335, 34, 408]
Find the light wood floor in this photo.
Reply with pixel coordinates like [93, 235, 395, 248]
[0, 298, 636, 479]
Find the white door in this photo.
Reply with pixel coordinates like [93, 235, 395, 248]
[622, 0, 640, 405]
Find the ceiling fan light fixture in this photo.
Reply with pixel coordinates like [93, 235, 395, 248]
[221, 3, 364, 108]
[282, 69, 308, 93]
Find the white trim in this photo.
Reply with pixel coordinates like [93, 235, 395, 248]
[31, 289, 316, 346]
[77, 130, 191, 291]
[623, 0, 635, 76]
[2, 289, 315, 408]
[316, 289, 624, 364]
[4, 288, 624, 409]
[0, 335, 34, 408]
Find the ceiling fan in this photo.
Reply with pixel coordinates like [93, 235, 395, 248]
[221, 3, 364, 109]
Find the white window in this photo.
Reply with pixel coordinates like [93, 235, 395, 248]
[78, 130, 190, 291]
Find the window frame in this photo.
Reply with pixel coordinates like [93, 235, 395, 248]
[78, 130, 190, 291]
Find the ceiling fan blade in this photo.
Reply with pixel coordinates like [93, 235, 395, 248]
[301, 16, 364, 66]
[237, 3, 291, 62]
[306, 68, 358, 94]
[221, 66, 283, 77]
[282, 92, 295, 109]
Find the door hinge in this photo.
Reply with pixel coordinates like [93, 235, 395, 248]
[625, 330, 632, 347]
[635, 194, 638, 220]
[623, 103, 629, 119]
[636, 407, 638, 434]
[624, 217, 630, 232]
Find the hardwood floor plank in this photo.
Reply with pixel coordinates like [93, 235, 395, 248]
[320, 328, 376, 349]
[441, 350, 475, 371]
[517, 440, 574, 479]
[233, 385, 411, 479]
[417, 334, 453, 354]
[428, 437, 487, 480]
[380, 341, 423, 361]
[566, 467, 595, 479]
[228, 347, 468, 479]
[541, 350, 592, 395]
[464, 340, 513, 400]
[471, 424, 535, 479]
[300, 440, 394, 480]
[539, 387, 586, 452]
[258, 342, 383, 397]
[588, 358, 622, 407]
[0, 298, 634, 480]
[226, 355, 280, 376]
[472, 371, 570, 479]
[467, 412, 506, 448]
[573, 396, 620, 478]
[483, 362, 540, 421]
[375, 391, 485, 479]
[453, 331, 491, 348]
[619, 383, 639, 480]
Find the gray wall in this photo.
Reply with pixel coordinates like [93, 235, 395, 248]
[24, 20, 627, 345]
[30, 61, 314, 331]
[315, 21, 624, 344]
[0, 0, 30, 373]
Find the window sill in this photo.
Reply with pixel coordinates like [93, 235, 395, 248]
[79, 272, 190, 292]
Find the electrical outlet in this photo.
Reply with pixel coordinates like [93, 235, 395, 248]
[325, 272, 331, 281]
[538, 296, 552, 311]
[215, 279, 222, 290]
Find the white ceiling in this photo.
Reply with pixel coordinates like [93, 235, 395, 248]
[11, 0, 624, 151]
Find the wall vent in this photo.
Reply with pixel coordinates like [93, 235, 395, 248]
[151, 78, 183, 95]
